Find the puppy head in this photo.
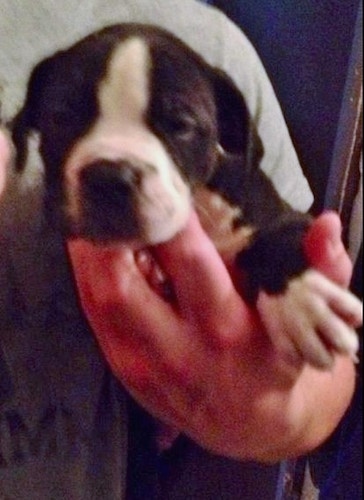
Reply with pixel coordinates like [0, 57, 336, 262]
[11, 24, 261, 246]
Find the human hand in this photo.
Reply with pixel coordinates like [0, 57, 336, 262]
[68, 210, 357, 462]
[304, 210, 354, 287]
[256, 211, 361, 369]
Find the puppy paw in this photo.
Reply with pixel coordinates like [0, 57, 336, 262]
[256, 270, 362, 369]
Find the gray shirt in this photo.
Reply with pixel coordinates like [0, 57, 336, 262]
[0, 0, 313, 211]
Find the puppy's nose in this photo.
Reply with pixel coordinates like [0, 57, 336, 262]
[80, 159, 142, 206]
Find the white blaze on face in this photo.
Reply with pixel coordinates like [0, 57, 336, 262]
[98, 37, 149, 126]
[64, 37, 191, 244]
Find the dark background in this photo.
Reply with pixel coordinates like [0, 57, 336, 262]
[212, 0, 361, 211]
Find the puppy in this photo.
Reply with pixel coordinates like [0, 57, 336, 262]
[11, 23, 362, 371]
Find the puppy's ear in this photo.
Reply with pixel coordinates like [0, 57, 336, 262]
[210, 69, 263, 170]
[10, 56, 56, 171]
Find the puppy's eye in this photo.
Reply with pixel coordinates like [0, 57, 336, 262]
[166, 115, 198, 140]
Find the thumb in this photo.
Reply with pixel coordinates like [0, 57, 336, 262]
[303, 211, 353, 287]
[155, 211, 259, 341]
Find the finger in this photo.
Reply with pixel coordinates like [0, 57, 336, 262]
[67, 238, 181, 329]
[67, 239, 194, 370]
[67, 239, 214, 420]
[155, 211, 259, 345]
[257, 291, 306, 367]
[314, 301, 359, 360]
[257, 290, 335, 369]
[304, 211, 353, 287]
[288, 291, 356, 368]
[304, 269, 363, 328]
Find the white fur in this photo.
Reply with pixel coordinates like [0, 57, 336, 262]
[98, 38, 149, 125]
[64, 37, 191, 244]
[257, 269, 362, 369]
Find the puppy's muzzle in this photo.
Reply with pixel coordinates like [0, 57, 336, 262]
[80, 158, 149, 206]
[76, 157, 154, 241]
[72, 156, 191, 245]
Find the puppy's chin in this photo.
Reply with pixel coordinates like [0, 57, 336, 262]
[139, 205, 193, 246]
[64, 204, 192, 249]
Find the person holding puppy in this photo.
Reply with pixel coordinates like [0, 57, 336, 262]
[0, 0, 360, 498]
[0, 129, 358, 498]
